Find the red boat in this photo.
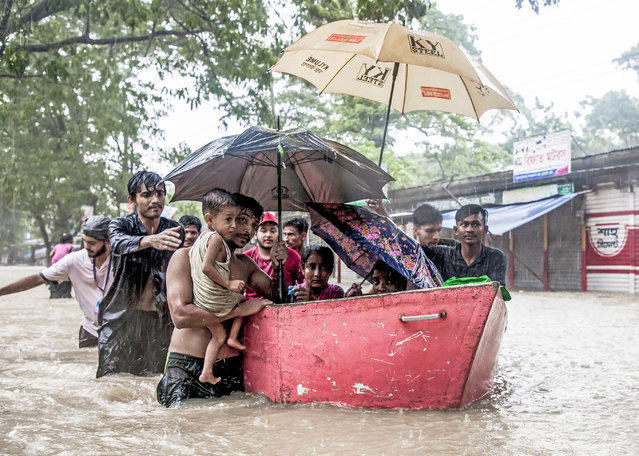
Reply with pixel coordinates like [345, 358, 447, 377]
[242, 282, 507, 409]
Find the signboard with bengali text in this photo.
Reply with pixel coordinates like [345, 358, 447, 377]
[513, 130, 571, 183]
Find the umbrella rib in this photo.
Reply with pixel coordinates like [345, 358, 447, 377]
[233, 154, 278, 168]
[461, 77, 481, 121]
[318, 53, 358, 95]
[401, 63, 408, 114]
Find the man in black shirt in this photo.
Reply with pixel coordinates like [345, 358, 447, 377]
[423, 204, 506, 285]
[97, 170, 183, 377]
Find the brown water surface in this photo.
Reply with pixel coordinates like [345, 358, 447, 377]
[1, 265, 637, 455]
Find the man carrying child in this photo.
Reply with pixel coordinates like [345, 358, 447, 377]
[188, 189, 260, 385]
[157, 193, 289, 407]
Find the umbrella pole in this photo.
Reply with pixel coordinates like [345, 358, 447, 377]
[378, 62, 400, 167]
[276, 119, 286, 303]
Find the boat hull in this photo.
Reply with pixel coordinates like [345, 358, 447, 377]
[242, 282, 507, 409]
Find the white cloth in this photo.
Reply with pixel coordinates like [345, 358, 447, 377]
[41, 249, 113, 337]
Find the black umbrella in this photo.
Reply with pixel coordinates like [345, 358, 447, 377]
[163, 125, 394, 300]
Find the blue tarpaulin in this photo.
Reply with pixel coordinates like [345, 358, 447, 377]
[442, 193, 579, 235]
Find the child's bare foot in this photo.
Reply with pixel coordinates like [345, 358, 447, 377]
[227, 337, 246, 350]
[199, 372, 221, 385]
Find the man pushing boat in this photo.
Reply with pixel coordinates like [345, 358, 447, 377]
[157, 193, 289, 407]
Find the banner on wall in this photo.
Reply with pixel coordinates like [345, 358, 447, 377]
[513, 130, 571, 183]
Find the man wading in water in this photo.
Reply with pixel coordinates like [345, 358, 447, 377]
[157, 193, 289, 407]
[97, 171, 183, 377]
[0, 216, 113, 348]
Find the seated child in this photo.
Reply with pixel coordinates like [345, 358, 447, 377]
[346, 260, 408, 296]
[292, 245, 345, 302]
[189, 188, 260, 385]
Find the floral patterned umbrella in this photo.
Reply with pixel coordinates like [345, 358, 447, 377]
[308, 203, 443, 289]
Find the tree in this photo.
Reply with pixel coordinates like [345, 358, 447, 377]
[0, 0, 277, 254]
[577, 91, 639, 154]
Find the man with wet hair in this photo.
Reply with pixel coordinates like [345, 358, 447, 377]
[283, 217, 308, 257]
[0, 215, 113, 348]
[178, 215, 202, 248]
[423, 204, 506, 285]
[367, 199, 444, 247]
[412, 203, 443, 247]
[157, 193, 290, 407]
[97, 170, 183, 377]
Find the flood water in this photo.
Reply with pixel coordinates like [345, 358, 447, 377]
[1, 265, 638, 455]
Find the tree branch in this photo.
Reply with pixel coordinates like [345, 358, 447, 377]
[21, 28, 205, 53]
[19, 0, 73, 25]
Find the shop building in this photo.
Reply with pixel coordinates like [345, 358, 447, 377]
[387, 148, 639, 293]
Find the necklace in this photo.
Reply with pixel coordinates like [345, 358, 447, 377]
[93, 254, 113, 296]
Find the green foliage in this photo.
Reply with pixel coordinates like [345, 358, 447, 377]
[515, 0, 561, 14]
[577, 91, 639, 154]
[614, 43, 639, 79]
[0, 0, 583, 255]
[498, 97, 572, 156]
[0, 0, 276, 252]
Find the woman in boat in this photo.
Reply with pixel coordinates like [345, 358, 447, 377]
[291, 245, 344, 302]
[346, 260, 408, 296]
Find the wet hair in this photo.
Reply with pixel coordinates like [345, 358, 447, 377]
[283, 217, 309, 234]
[59, 233, 73, 244]
[178, 215, 202, 232]
[233, 193, 264, 222]
[201, 188, 237, 216]
[413, 203, 442, 226]
[455, 204, 488, 225]
[301, 245, 335, 274]
[81, 215, 111, 241]
[127, 171, 165, 199]
[373, 260, 408, 291]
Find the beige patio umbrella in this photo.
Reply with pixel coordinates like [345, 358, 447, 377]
[271, 19, 518, 165]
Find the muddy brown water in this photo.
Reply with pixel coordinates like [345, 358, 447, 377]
[1, 265, 637, 455]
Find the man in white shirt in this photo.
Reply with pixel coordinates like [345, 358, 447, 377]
[0, 216, 113, 348]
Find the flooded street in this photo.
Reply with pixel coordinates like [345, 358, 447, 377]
[1, 265, 638, 455]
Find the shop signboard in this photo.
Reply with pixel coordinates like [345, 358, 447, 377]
[513, 130, 571, 183]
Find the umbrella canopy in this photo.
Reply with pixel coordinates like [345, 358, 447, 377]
[309, 202, 443, 289]
[163, 126, 394, 211]
[271, 19, 518, 164]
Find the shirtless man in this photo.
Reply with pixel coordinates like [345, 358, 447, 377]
[156, 194, 289, 407]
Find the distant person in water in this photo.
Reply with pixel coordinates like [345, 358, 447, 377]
[49, 233, 75, 298]
[188, 189, 264, 385]
[346, 260, 408, 297]
[179, 215, 202, 248]
[291, 245, 344, 302]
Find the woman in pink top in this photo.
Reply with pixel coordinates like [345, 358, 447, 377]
[292, 245, 344, 302]
[49, 233, 74, 298]
[50, 233, 74, 265]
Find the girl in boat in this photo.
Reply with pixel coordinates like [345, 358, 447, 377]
[292, 245, 344, 302]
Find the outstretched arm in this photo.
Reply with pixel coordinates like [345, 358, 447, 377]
[0, 273, 46, 297]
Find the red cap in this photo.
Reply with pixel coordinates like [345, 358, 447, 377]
[259, 212, 279, 226]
